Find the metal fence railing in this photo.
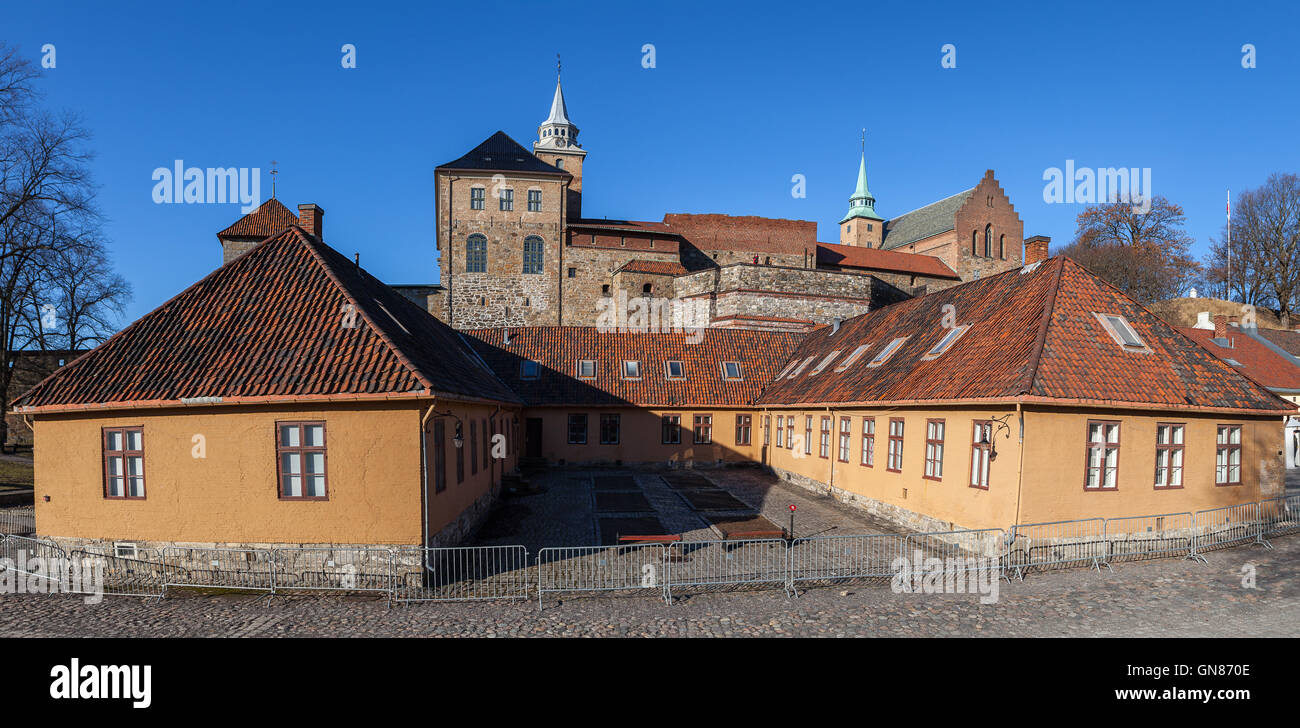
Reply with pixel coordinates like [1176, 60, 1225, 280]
[7, 495, 1296, 606]
[272, 547, 395, 596]
[663, 539, 789, 600]
[392, 545, 529, 603]
[1102, 513, 1197, 564]
[536, 544, 668, 609]
[161, 546, 276, 595]
[1006, 518, 1109, 579]
[0, 507, 35, 537]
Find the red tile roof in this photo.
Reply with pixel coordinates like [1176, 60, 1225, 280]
[1179, 326, 1300, 392]
[14, 227, 518, 412]
[662, 213, 816, 256]
[216, 197, 299, 240]
[759, 257, 1294, 414]
[615, 259, 689, 276]
[1257, 327, 1300, 358]
[464, 327, 804, 407]
[569, 219, 678, 235]
[815, 243, 959, 280]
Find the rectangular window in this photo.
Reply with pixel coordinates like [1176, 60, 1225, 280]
[722, 361, 742, 380]
[1154, 423, 1184, 489]
[277, 422, 327, 499]
[763, 416, 770, 446]
[694, 414, 713, 444]
[470, 187, 485, 210]
[103, 427, 145, 499]
[869, 337, 908, 368]
[923, 326, 970, 360]
[499, 188, 514, 211]
[804, 416, 813, 455]
[527, 189, 542, 212]
[600, 413, 620, 445]
[567, 414, 588, 445]
[665, 360, 684, 379]
[819, 416, 831, 458]
[776, 415, 785, 448]
[576, 360, 596, 379]
[433, 420, 446, 493]
[861, 417, 875, 467]
[1085, 420, 1120, 490]
[522, 237, 544, 274]
[622, 360, 641, 379]
[735, 414, 752, 446]
[787, 417, 795, 450]
[1216, 425, 1242, 485]
[887, 418, 904, 472]
[970, 421, 992, 489]
[838, 417, 851, 462]
[924, 419, 945, 480]
[810, 351, 840, 375]
[835, 344, 872, 372]
[662, 414, 681, 445]
[520, 360, 540, 379]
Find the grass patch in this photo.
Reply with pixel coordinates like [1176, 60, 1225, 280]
[0, 459, 34, 488]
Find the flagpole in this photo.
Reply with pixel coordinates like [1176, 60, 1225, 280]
[1226, 189, 1232, 302]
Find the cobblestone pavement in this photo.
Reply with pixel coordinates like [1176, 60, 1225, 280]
[470, 466, 899, 552]
[1, 534, 1295, 638]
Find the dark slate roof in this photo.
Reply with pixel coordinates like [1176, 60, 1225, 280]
[435, 131, 569, 176]
[880, 189, 973, 250]
[14, 227, 519, 411]
[216, 197, 299, 240]
[464, 327, 804, 407]
[759, 257, 1294, 414]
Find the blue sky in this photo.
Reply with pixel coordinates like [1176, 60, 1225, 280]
[7, 0, 1299, 320]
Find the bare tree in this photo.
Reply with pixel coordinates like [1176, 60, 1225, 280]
[1058, 196, 1199, 304]
[1200, 174, 1300, 326]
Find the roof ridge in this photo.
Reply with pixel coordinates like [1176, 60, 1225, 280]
[1018, 256, 1067, 396]
[293, 228, 436, 395]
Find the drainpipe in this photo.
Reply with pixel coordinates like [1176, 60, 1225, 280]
[1013, 402, 1025, 526]
[419, 401, 438, 550]
[826, 406, 835, 495]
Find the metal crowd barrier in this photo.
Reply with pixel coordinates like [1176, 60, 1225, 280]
[272, 547, 395, 596]
[902, 529, 1008, 583]
[536, 544, 668, 609]
[1006, 518, 1109, 579]
[788, 533, 907, 587]
[1102, 513, 1198, 564]
[0, 506, 35, 537]
[1191, 503, 1265, 556]
[1259, 494, 1300, 539]
[392, 545, 529, 603]
[0, 534, 68, 590]
[68, 546, 167, 598]
[161, 546, 275, 595]
[663, 539, 790, 600]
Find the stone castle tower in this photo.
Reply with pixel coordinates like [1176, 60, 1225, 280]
[838, 151, 884, 247]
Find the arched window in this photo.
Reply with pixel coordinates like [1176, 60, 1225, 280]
[972, 230, 979, 256]
[999, 234, 1006, 259]
[555, 158, 564, 169]
[465, 234, 487, 273]
[522, 236, 544, 274]
[983, 224, 993, 258]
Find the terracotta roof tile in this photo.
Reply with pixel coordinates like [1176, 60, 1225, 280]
[760, 257, 1293, 413]
[1179, 326, 1300, 392]
[15, 228, 518, 412]
[615, 259, 689, 276]
[465, 327, 803, 407]
[815, 243, 960, 280]
[216, 197, 299, 240]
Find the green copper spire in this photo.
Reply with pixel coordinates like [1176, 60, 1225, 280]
[840, 145, 883, 224]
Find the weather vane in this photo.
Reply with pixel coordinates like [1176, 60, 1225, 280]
[269, 160, 278, 198]
[557, 53, 561, 79]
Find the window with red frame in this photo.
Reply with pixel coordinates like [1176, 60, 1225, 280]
[1216, 425, 1242, 485]
[277, 422, 327, 499]
[861, 417, 875, 467]
[1154, 423, 1184, 489]
[735, 414, 751, 446]
[103, 427, 145, 499]
[1085, 420, 1120, 490]
[924, 419, 945, 480]
[887, 418, 904, 472]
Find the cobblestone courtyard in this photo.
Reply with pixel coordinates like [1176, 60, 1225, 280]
[1, 533, 1295, 638]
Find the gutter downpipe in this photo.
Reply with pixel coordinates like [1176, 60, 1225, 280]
[1013, 402, 1025, 527]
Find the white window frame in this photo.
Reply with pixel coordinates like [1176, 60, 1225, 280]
[868, 337, 909, 368]
[576, 360, 597, 379]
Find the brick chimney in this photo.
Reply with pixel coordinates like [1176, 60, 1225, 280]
[1024, 235, 1051, 265]
[1213, 314, 1229, 340]
[298, 204, 323, 239]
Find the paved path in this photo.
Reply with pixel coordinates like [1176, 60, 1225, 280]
[2, 534, 1295, 638]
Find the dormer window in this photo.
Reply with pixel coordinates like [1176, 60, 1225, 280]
[1094, 313, 1149, 352]
[922, 325, 971, 360]
[665, 360, 685, 379]
[834, 344, 872, 372]
[577, 360, 597, 379]
[810, 351, 841, 375]
[867, 337, 908, 368]
[623, 360, 641, 379]
[520, 361, 540, 380]
[721, 361, 742, 380]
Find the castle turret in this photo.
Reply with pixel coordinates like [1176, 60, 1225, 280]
[533, 72, 587, 219]
[839, 152, 883, 247]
